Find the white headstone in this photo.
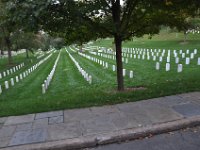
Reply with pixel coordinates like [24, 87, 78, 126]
[167, 56, 170, 62]
[182, 53, 185, 58]
[7, 70, 10, 75]
[125, 58, 128, 64]
[88, 75, 92, 84]
[16, 76, 19, 82]
[105, 62, 108, 68]
[194, 49, 197, 54]
[20, 74, 23, 80]
[5, 81, 9, 89]
[42, 84, 46, 94]
[166, 63, 170, 71]
[153, 56, 156, 61]
[177, 64, 183, 73]
[123, 69, 126, 76]
[190, 53, 194, 59]
[186, 49, 190, 54]
[175, 57, 179, 64]
[112, 65, 116, 71]
[156, 62, 160, 70]
[129, 71, 133, 78]
[0, 85, 2, 94]
[198, 57, 200, 65]
[23, 72, 26, 78]
[11, 78, 14, 86]
[185, 57, 190, 65]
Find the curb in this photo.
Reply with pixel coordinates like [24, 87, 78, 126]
[1, 116, 200, 150]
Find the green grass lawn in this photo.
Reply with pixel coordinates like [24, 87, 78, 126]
[0, 31, 200, 117]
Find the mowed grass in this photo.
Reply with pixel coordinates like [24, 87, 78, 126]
[0, 31, 200, 117]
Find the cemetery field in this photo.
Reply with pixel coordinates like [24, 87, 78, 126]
[0, 32, 200, 117]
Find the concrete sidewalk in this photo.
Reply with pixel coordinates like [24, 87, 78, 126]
[0, 92, 200, 150]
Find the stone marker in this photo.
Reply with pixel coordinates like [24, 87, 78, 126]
[175, 57, 179, 64]
[153, 56, 156, 61]
[0, 85, 2, 94]
[5, 81, 9, 89]
[7, 70, 10, 75]
[20, 74, 23, 80]
[194, 49, 197, 54]
[112, 65, 116, 71]
[159, 57, 163, 62]
[185, 57, 190, 65]
[11, 78, 14, 86]
[42, 84, 46, 94]
[88, 75, 92, 84]
[167, 56, 170, 62]
[177, 64, 183, 73]
[129, 71, 133, 78]
[3, 72, 6, 77]
[105, 62, 108, 68]
[198, 57, 200, 65]
[156, 62, 160, 70]
[23, 72, 26, 78]
[16, 76, 19, 82]
[123, 69, 126, 76]
[190, 53, 194, 59]
[166, 63, 170, 71]
[182, 53, 185, 58]
[125, 58, 128, 63]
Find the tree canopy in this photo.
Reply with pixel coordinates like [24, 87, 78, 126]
[2, 0, 200, 90]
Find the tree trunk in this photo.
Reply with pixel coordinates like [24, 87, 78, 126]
[0, 50, 3, 55]
[5, 37, 12, 64]
[115, 36, 124, 91]
[26, 49, 29, 58]
[80, 43, 83, 52]
[184, 31, 187, 43]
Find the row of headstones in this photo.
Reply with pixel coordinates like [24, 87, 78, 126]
[0, 50, 26, 59]
[66, 49, 92, 84]
[82, 46, 99, 51]
[42, 52, 61, 94]
[89, 51, 129, 64]
[0, 53, 53, 95]
[112, 65, 134, 78]
[156, 62, 182, 72]
[98, 48, 199, 66]
[99, 47, 197, 61]
[102, 47, 198, 60]
[98, 48, 200, 71]
[156, 57, 200, 72]
[78, 51, 109, 69]
[37, 54, 45, 59]
[0, 63, 24, 80]
[186, 29, 200, 34]
[121, 47, 198, 54]
[69, 46, 77, 53]
[76, 48, 134, 79]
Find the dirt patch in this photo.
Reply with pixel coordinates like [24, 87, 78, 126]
[179, 41, 189, 45]
[107, 86, 147, 94]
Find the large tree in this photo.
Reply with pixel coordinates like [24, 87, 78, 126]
[7, 0, 200, 90]
[0, 0, 15, 64]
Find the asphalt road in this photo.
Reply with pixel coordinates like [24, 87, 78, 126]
[86, 126, 200, 150]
